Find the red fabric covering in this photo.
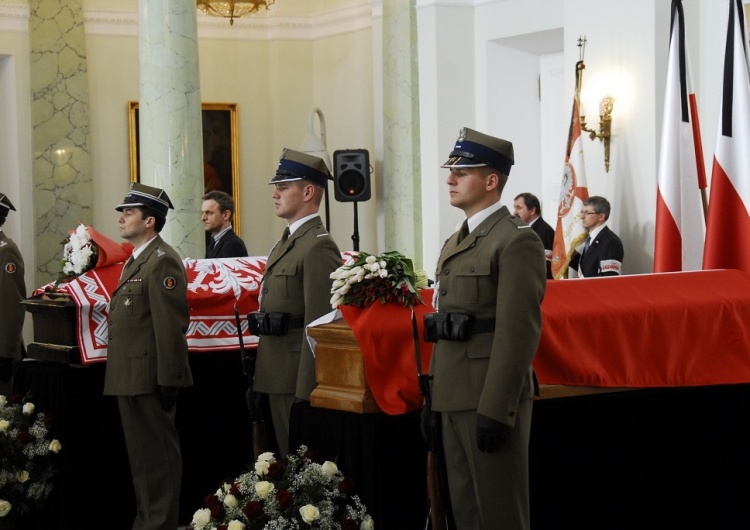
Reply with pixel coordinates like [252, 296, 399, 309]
[340, 295, 435, 415]
[534, 269, 750, 387]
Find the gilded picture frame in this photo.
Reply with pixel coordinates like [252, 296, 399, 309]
[127, 101, 241, 235]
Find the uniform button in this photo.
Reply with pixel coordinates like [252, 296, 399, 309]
[108, 335, 112, 340]
[443, 269, 450, 275]
[263, 288, 268, 294]
[108, 320, 112, 325]
[440, 289, 447, 296]
[268, 269, 273, 275]
[281, 268, 285, 273]
[470, 267, 475, 272]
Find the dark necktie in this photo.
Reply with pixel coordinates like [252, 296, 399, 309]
[120, 256, 134, 279]
[457, 220, 470, 243]
[582, 236, 591, 258]
[281, 227, 291, 243]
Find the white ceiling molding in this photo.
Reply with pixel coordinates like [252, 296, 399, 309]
[0, 2, 372, 39]
[0, 3, 29, 33]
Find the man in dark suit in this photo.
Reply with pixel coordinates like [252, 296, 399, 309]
[202, 190, 248, 258]
[427, 128, 546, 530]
[104, 183, 193, 530]
[514, 192, 555, 279]
[253, 149, 341, 456]
[0, 193, 25, 396]
[570, 195, 624, 277]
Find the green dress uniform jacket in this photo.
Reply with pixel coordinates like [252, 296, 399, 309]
[0, 231, 25, 360]
[431, 205, 546, 530]
[254, 216, 341, 400]
[104, 236, 193, 396]
[431, 206, 545, 420]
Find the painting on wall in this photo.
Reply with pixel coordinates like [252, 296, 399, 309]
[128, 101, 241, 235]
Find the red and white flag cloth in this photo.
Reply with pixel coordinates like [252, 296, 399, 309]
[703, 0, 750, 273]
[551, 94, 589, 279]
[654, 0, 707, 272]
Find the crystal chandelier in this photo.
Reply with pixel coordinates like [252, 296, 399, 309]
[196, 0, 274, 25]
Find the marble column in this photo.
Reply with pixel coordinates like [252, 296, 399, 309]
[138, 0, 203, 259]
[29, 0, 92, 287]
[381, 0, 422, 267]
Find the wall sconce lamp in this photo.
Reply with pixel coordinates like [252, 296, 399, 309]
[580, 95, 614, 172]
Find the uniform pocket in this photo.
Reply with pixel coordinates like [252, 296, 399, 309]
[455, 257, 491, 302]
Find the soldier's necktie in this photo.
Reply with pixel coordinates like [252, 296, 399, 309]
[457, 220, 470, 243]
[281, 227, 291, 243]
[120, 256, 134, 279]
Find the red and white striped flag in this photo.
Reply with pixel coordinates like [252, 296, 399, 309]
[654, 0, 707, 272]
[703, 0, 750, 273]
[551, 91, 589, 279]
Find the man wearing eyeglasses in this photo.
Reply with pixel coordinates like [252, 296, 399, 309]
[571, 195, 624, 277]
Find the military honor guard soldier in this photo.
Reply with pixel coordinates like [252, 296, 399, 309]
[0, 193, 25, 396]
[426, 128, 546, 530]
[104, 183, 193, 530]
[252, 149, 341, 457]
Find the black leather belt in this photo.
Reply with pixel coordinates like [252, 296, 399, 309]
[471, 318, 496, 334]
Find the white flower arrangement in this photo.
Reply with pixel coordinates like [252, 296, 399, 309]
[192, 446, 373, 530]
[329, 251, 428, 310]
[0, 394, 62, 522]
[55, 223, 99, 287]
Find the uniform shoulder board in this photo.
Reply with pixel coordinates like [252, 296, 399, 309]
[156, 247, 166, 257]
[314, 225, 330, 237]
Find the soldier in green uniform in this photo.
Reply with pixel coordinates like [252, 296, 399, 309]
[0, 193, 25, 396]
[253, 149, 341, 456]
[104, 183, 193, 530]
[427, 128, 546, 530]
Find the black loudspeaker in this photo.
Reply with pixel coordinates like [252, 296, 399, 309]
[333, 149, 371, 202]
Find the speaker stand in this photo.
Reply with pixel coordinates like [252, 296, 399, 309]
[351, 201, 360, 251]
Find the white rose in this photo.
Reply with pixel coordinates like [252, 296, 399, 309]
[321, 461, 338, 476]
[360, 516, 375, 530]
[191, 508, 211, 529]
[22, 402, 34, 415]
[0, 500, 12, 517]
[255, 460, 270, 476]
[379, 260, 387, 269]
[299, 504, 320, 524]
[224, 494, 239, 508]
[378, 269, 388, 278]
[0, 420, 9, 432]
[16, 471, 29, 483]
[369, 262, 380, 272]
[254, 481, 274, 499]
[365, 255, 377, 264]
[331, 294, 342, 308]
[49, 439, 62, 453]
[0, 395, 6, 407]
[227, 521, 246, 530]
[257, 451, 276, 463]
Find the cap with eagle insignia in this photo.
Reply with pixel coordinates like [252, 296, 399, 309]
[115, 183, 174, 218]
[269, 148, 332, 188]
[441, 127, 514, 176]
[0, 193, 16, 219]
